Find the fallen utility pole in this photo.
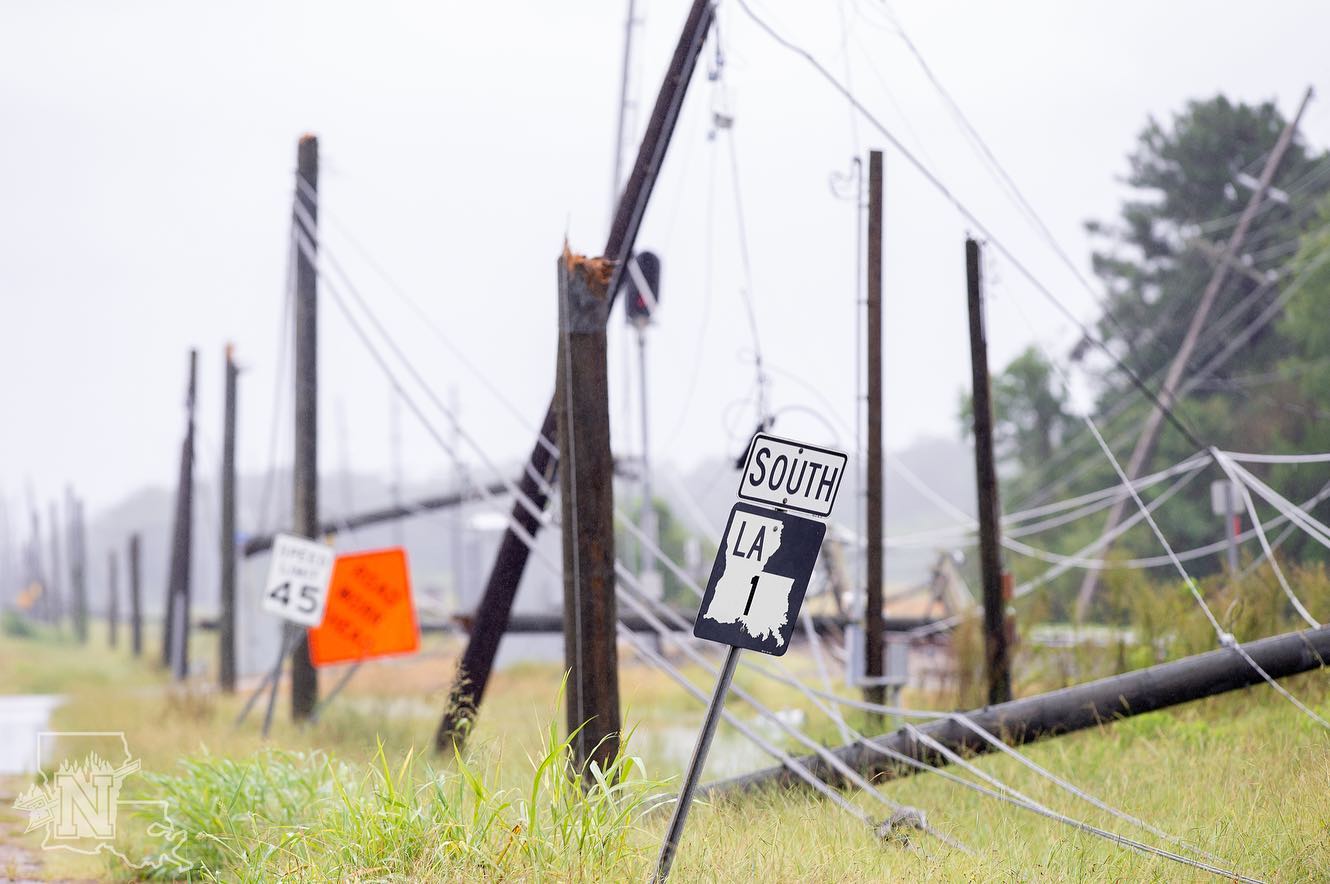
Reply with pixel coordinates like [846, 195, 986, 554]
[556, 249, 621, 776]
[863, 150, 885, 721]
[1075, 88, 1313, 620]
[704, 623, 1330, 797]
[291, 133, 320, 721]
[966, 238, 1012, 705]
[163, 348, 198, 677]
[220, 344, 238, 692]
[241, 479, 511, 557]
[435, 0, 716, 751]
[128, 533, 143, 657]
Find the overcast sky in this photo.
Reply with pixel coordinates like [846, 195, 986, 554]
[3, 0, 1329, 522]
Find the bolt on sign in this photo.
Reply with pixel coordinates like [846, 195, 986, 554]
[308, 547, 419, 667]
[261, 534, 335, 627]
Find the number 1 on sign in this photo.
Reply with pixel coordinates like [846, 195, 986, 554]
[743, 576, 759, 616]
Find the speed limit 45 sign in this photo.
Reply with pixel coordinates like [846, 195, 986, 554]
[262, 534, 335, 626]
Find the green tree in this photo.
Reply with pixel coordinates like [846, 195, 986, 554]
[959, 346, 1073, 473]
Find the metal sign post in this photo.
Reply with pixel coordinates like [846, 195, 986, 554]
[653, 432, 844, 881]
[653, 644, 739, 882]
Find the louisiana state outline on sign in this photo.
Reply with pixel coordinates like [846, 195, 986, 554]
[693, 502, 826, 656]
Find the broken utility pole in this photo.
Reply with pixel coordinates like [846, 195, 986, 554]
[129, 533, 143, 657]
[556, 249, 621, 775]
[163, 348, 197, 679]
[291, 134, 320, 721]
[220, 344, 239, 692]
[704, 623, 1330, 797]
[966, 238, 1012, 706]
[864, 149, 886, 720]
[1075, 88, 1313, 620]
[435, 0, 716, 751]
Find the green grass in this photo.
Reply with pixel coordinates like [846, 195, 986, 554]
[1, 622, 1328, 880]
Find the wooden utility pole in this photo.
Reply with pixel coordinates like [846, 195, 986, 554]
[163, 349, 197, 679]
[864, 150, 886, 719]
[556, 249, 621, 776]
[435, 0, 715, 751]
[706, 622, 1330, 797]
[220, 344, 239, 692]
[128, 533, 143, 657]
[68, 490, 87, 644]
[26, 504, 46, 622]
[966, 238, 1012, 706]
[107, 550, 119, 648]
[1074, 88, 1313, 620]
[291, 134, 320, 721]
[47, 501, 63, 627]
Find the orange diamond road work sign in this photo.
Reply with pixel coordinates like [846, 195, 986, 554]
[308, 547, 419, 667]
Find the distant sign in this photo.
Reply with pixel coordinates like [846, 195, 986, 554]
[737, 433, 846, 517]
[693, 503, 826, 656]
[261, 534, 335, 626]
[308, 547, 419, 667]
[1210, 479, 1240, 516]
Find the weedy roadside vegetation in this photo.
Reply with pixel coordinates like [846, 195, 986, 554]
[133, 690, 666, 880]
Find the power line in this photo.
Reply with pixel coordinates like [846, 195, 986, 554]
[733, 0, 1203, 451]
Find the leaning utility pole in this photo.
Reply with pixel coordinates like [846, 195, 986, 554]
[290, 134, 320, 721]
[1075, 88, 1313, 620]
[863, 150, 886, 719]
[435, 0, 715, 751]
[556, 249, 621, 776]
[128, 533, 143, 657]
[966, 238, 1011, 706]
[220, 344, 239, 692]
[108, 550, 119, 648]
[68, 490, 88, 644]
[163, 349, 197, 679]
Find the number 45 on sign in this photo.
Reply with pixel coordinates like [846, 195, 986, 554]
[262, 534, 335, 627]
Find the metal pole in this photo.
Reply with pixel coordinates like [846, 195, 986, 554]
[637, 325, 659, 592]
[966, 237, 1011, 705]
[262, 626, 293, 738]
[654, 645, 740, 882]
[220, 344, 239, 692]
[609, 0, 641, 219]
[291, 133, 320, 721]
[864, 150, 885, 719]
[1225, 483, 1240, 575]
